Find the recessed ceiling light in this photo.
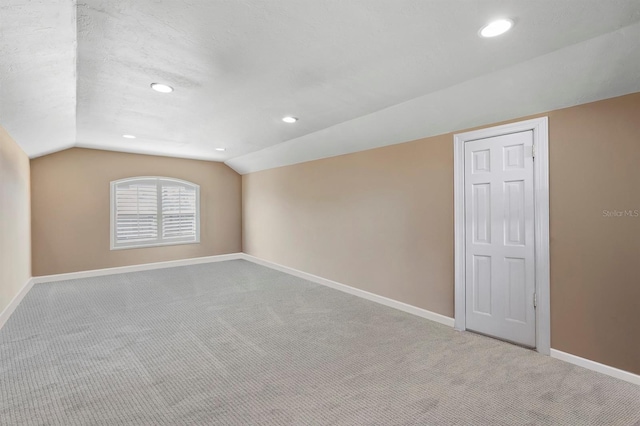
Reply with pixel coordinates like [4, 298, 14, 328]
[479, 19, 514, 38]
[215, 148, 226, 152]
[122, 134, 136, 139]
[150, 83, 174, 93]
[282, 116, 298, 123]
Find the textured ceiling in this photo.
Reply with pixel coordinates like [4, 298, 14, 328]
[1, 1, 640, 173]
[0, 0, 76, 157]
[229, 21, 640, 174]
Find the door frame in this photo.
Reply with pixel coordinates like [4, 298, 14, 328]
[453, 117, 550, 355]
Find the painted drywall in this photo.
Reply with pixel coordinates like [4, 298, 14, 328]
[243, 134, 454, 317]
[0, 126, 31, 314]
[547, 93, 640, 376]
[31, 148, 241, 276]
[243, 92, 640, 375]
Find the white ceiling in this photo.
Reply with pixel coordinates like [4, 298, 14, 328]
[1, 1, 640, 173]
[0, 0, 76, 157]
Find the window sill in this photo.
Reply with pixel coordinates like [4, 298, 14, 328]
[110, 239, 201, 251]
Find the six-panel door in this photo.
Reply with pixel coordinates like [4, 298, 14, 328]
[464, 131, 536, 347]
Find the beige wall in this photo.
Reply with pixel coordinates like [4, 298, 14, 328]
[243, 135, 455, 316]
[243, 92, 640, 375]
[31, 148, 241, 276]
[547, 93, 640, 375]
[0, 126, 31, 315]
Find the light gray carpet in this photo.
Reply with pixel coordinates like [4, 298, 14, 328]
[1, 260, 639, 425]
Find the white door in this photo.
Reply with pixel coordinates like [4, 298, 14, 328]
[464, 130, 536, 347]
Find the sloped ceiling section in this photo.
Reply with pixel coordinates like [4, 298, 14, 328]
[227, 21, 640, 174]
[1, 1, 640, 171]
[0, 0, 77, 156]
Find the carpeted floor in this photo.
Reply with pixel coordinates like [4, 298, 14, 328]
[1, 260, 639, 425]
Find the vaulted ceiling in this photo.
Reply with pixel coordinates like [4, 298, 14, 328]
[2, 1, 640, 173]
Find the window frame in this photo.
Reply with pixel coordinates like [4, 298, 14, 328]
[110, 176, 201, 250]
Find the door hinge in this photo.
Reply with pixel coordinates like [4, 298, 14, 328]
[533, 292, 537, 309]
[532, 144, 536, 160]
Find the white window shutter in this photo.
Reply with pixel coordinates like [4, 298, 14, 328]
[114, 181, 158, 243]
[161, 181, 197, 239]
[111, 177, 200, 249]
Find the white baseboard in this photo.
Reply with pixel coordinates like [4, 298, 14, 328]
[240, 254, 455, 328]
[550, 349, 640, 386]
[32, 253, 244, 284]
[0, 278, 35, 331]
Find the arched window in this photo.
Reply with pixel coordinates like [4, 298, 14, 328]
[110, 177, 200, 250]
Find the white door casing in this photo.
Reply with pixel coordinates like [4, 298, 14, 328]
[454, 117, 550, 355]
[464, 131, 536, 347]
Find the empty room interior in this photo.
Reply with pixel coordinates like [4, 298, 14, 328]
[2, 1, 640, 424]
